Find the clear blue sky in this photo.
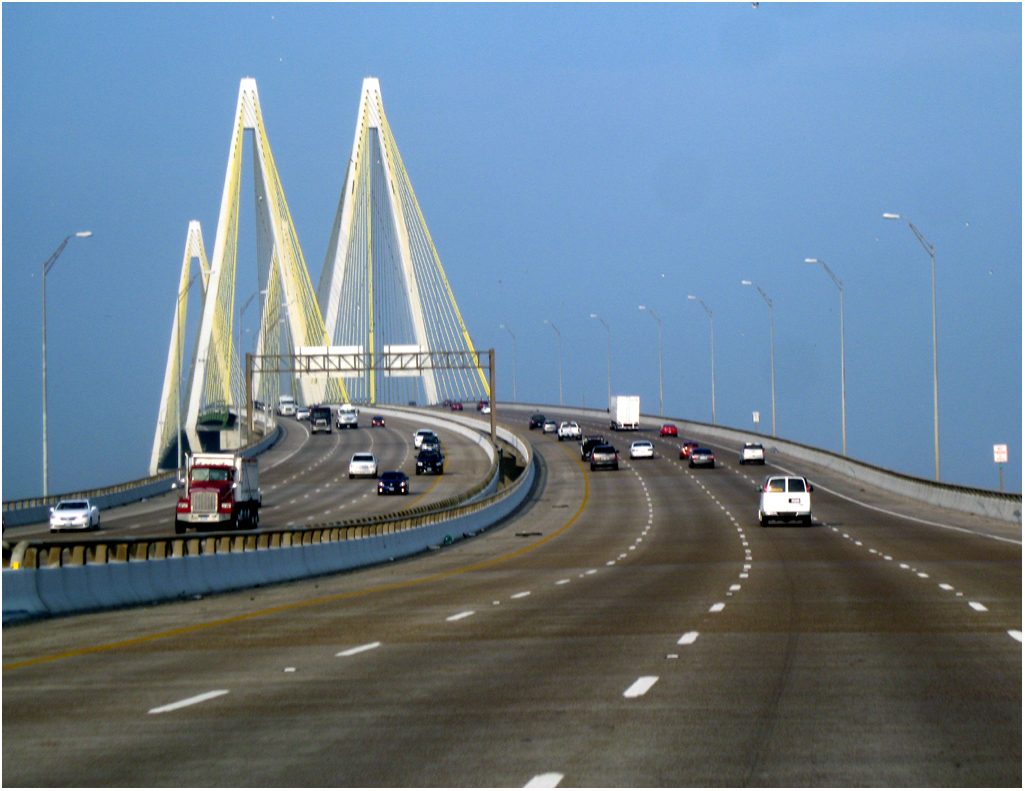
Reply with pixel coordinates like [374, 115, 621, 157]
[3, 3, 1021, 499]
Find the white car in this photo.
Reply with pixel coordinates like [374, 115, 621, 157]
[739, 442, 765, 465]
[348, 453, 379, 479]
[758, 475, 813, 526]
[49, 499, 100, 532]
[629, 440, 654, 459]
[296, 406, 311, 421]
[542, 420, 558, 434]
[557, 421, 581, 441]
[414, 428, 436, 449]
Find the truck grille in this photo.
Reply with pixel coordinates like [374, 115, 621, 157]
[191, 491, 219, 514]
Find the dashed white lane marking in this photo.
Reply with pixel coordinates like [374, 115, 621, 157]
[939, 583, 955, 591]
[284, 667, 296, 673]
[1009, 631, 1023, 642]
[709, 603, 726, 613]
[336, 642, 381, 657]
[555, 579, 570, 585]
[525, 772, 564, 788]
[623, 676, 659, 698]
[446, 611, 476, 622]
[729, 584, 742, 592]
[968, 602, 989, 612]
[149, 689, 229, 714]
[677, 631, 699, 645]
[511, 591, 531, 599]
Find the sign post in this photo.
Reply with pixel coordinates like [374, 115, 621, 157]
[753, 411, 760, 434]
[993, 444, 1008, 491]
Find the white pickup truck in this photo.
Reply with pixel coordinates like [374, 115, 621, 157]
[557, 421, 582, 441]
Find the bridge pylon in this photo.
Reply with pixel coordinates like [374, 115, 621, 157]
[318, 78, 490, 406]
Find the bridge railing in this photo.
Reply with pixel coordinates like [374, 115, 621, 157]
[2, 412, 279, 528]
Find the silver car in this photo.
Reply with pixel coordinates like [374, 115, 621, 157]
[49, 499, 100, 532]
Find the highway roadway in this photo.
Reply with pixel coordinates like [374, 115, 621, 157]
[4, 412, 493, 542]
[3, 405, 1020, 786]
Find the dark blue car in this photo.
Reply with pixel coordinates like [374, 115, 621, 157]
[377, 471, 409, 495]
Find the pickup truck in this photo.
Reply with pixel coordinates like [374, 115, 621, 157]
[557, 421, 581, 441]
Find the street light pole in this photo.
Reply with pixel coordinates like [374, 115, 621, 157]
[687, 296, 716, 425]
[742, 280, 776, 437]
[238, 291, 257, 448]
[591, 314, 611, 408]
[805, 259, 847, 456]
[884, 213, 940, 481]
[544, 320, 563, 406]
[177, 273, 199, 476]
[42, 230, 92, 497]
[499, 325, 517, 402]
[638, 306, 664, 416]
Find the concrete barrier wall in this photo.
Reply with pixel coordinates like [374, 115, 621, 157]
[515, 403, 1021, 524]
[2, 417, 533, 624]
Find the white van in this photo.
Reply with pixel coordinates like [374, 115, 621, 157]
[758, 475, 813, 526]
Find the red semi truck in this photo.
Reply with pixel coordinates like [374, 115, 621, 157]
[174, 452, 261, 534]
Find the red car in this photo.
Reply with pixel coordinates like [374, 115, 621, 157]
[450, 402, 464, 411]
[660, 424, 678, 437]
[371, 415, 386, 427]
[680, 442, 700, 459]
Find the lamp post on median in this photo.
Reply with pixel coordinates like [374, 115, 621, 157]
[543, 320, 563, 406]
[591, 314, 611, 408]
[742, 280, 776, 437]
[638, 306, 664, 416]
[42, 230, 92, 497]
[805, 258, 847, 456]
[176, 273, 199, 476]
[500, 324, 517, 402]
[687, 296, 716, 425]
[883, 213, 940, 481]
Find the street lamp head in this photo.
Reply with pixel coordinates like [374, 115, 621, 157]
[687, 295, 696, 300]
[638, 305, 645, 310]
[590, 313, 598, 318]
[741, 280, 753, 286]
[804, 258, 819, 264]
[882, 213, 901, 220]
[76, 231, 93, 238]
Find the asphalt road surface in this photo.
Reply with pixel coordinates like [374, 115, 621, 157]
[3, 407, 1020, 786]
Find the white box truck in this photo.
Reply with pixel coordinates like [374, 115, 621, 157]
[609, 395, 640, 431]
[175, 452, 261, 533]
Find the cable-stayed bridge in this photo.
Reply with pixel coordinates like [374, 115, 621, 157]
[150, 78, 489, 475]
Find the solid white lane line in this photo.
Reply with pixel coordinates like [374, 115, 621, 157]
[677, 631, 699, 645]
[447, 611, 476, 621]
[149, 689, 229, 714]
[336, 642, 382, 657]
[623, 676, 659, 698]
[525, 772, 564, 788]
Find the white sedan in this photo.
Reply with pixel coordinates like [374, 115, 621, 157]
[629, 440, 654, 459]
[348, 453, 379, 479]
[49, 499, 100, 532]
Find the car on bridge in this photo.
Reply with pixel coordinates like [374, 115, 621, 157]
[348, 453, 379, 479]
[758, 475, 813, 526]
[371, 415, 386, 427]
[739, 442, 765, 465]
[49, 499, 100, 532]
[529, 414, 546, 430]
[296, 405, 310, 421]
[580, 435, 606, 461]
[689, 447, 715, 468]
[629, 440, 654, 459]
[378, 471, 409, 495]
[679, 441, 699, 460]
[557, 421, 581, 441]
[416, 448, 445, 475]
[589, 444, 620, 471]
[660, 423, 678, 437]
[414, 428, 437, 449]
[542, 420, 558, 434]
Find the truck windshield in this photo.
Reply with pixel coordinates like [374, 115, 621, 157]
[192, 467, 231, 482]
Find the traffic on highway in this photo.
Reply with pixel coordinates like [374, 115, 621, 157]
[3, 404, 1020, 786]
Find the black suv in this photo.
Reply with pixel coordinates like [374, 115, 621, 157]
[416, 449, 445, 475]
[529, 414, 546, 430]
[580, 435, 607, 461]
